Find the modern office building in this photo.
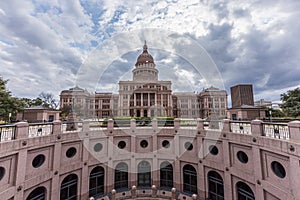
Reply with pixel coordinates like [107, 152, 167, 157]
[60, 43, 227, 120]
[228, 84, 265, 120]
[230, 84, 254, 108]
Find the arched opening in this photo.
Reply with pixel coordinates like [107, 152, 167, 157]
[236, 181, 255, 200]
[26, 186, 46, 200]
[160, 162, 173, 189]
[60, 174, 78, 200]
[208, 171, 224, 200]
[115, 162, 128, 190]
[138, 161, 151, 187]
[89, 166, 105, 197]
[183, 164, 197, 194]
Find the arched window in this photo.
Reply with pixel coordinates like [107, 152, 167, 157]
[115, 162, 128, 190]
[160, 162, 173, 189]
[236, 181, 255, 200]
[26, 186, 46, 200]
[138, 161, 151, 187]
[89, 166, 105, 197]
[60, 174, 78, 200]
[208, 171, 224, 200]
[183, 164, 197, 194]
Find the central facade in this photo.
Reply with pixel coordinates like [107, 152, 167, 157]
[118, 41, 173, 117]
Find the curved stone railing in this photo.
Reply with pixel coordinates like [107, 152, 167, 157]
[1, 118, 299, 143]
[1, 118, 300, 199]
[89, 186, 199, 200]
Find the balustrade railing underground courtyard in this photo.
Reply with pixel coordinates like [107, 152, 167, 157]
[0, 118, 298, 143]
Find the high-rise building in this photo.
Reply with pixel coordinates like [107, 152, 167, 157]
[230, 84, 254, 108]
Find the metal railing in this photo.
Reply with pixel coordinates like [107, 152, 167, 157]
[230, 121, 251, 134]
[28, 123, 53, 137]
[0, 124, 16, 142]
[262, 122, 290, 139]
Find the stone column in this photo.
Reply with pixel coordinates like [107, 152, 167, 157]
[197, 118, 204, 131]
[111, 189, 116, 200]
[132, 186, 137, 198]
[141, 93, 143, 117]
[134, 93, 136, 107]
[15, 121, 29, 139]
[222, 119, 230, 132]
[107, 119, 114, 132]
[152, 118, 158, 130]
[148, 93, 150, 108]
[288, 121, 300, 142]
[131, 118, 136, 130]
[82, 120, 90, 132]
[52, 120, 62, 135]
[14, 148, 27, 200]
[171, 188, 176, 200]
[151, 185, 157, 197]
[174, 118, 180, 131]
[251, 120, 263, 136]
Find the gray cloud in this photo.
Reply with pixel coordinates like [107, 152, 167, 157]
[0, 0, 299, 104]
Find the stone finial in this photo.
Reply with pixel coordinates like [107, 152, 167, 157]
[171, 187, 176, 199]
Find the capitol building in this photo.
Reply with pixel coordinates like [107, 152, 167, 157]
[60, 42, 227, 120]
[0, 42, 300, 200]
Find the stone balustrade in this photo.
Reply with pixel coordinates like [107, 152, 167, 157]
[1, 118, 299, 142]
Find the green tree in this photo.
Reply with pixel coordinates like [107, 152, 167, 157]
[38, 92, 58, 109]
[60, 105, 72, 120]
[280, 87, 300, 117]
[0, 77, 24, 122]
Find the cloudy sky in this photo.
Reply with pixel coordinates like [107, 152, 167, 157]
[0, 0, 300, 104]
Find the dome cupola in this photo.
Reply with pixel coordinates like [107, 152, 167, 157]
[135, 41, 154, 66]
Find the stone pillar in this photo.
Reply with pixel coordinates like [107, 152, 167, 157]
[171, 188, 176, 200]
[288, 121, 300, 142]
[152, 118, 158, 130]
[51, 142, 62, 200]
[14, 148, 27, 200]
[132, 185, 137, 198]
[151, 185, 157, 197]
[192, 194, 197, 200]
[82, 120, 90, 132]
[15, 121, 29, 139]
[111, 189, 116, 200]
[131, 118, 136, 130]
[141, 93, 143, 117]
[107, 119, 114, 132]
[134, 93, 136, 107]
[222, 119, 230, 132]
[148, 93, 150, 108]
[251, 120, 263, 136]
[289, 155, 300, 199]
[197, 118, 204, 130]
[52, 120, 62, 135]
[174, 118, 180, 131]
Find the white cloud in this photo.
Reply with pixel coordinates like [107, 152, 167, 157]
[0, 0, 299, 104]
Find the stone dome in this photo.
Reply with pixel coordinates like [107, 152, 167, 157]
[135, 41, 154, 66]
